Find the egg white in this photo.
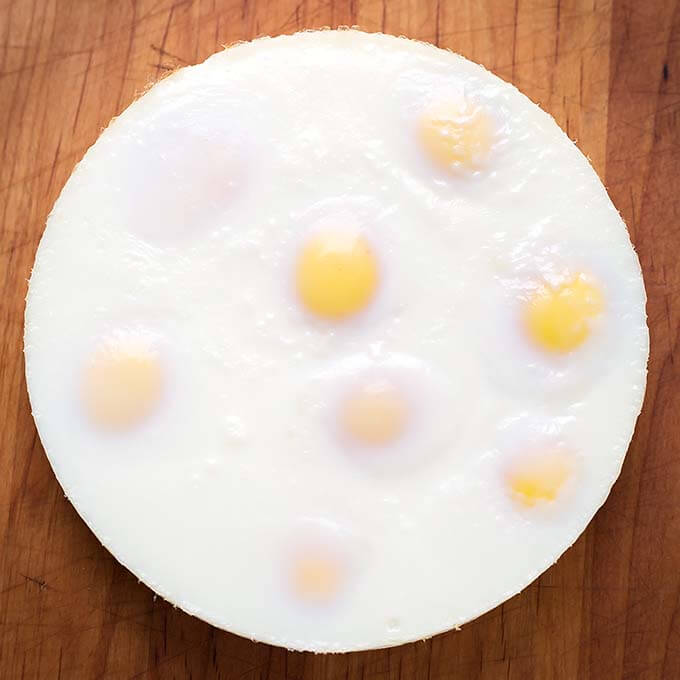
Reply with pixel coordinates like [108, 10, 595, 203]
[24, 30, 648, 652]
[304, 351, 456, 476]
[480, 236, 639, 398]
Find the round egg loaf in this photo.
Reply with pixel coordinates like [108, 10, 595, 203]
[24, 29, 649, 652]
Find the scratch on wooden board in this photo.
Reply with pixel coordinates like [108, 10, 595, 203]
[150, 43, 187, 64]
[555, 0, 562, 62]
[511, 0, 519, 81]
[116, 0, 138, 111]
[19, 572, 48, 590]
[154, 5, 176, 80]
[46, 134, 63, 196]
[71, 49, 93, 134]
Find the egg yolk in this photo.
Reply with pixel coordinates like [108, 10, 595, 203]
[296, 228, 379, 319]
[419, 102, 493, 169]
[507, 452, 573, 507]
[341, 380, 409, 446]
[525, 276, 604, 353]
[292, 555, 342, 603]
[83, 342, 163, 429]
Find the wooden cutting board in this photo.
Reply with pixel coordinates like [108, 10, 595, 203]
[1, 1, 679, 678]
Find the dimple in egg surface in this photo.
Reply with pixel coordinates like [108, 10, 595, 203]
[24, 30, 648, 652]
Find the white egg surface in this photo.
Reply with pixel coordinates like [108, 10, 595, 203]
[24, 30, 649, 652]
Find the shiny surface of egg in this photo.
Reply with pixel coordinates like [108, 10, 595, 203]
[24, 30, 648, 652]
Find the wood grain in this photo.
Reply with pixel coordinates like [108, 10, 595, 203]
[1, 1, 679, 678]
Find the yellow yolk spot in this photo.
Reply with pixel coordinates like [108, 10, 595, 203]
[83, 341, 163, 429]
[525, 276, 604, 353]
[292, 555, 342, 603]
[508, 452, 573, 507]
[341, 380, 409, 446]
[419, 102, 493, 169]
[296, 228, 378, 319]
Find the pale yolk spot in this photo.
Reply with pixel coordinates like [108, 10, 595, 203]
[83, 343, 163, 429]
[525, 275, 604, 353]
[292, 555, 342, 603]
[341, 380, 409, 446]
[419, 102, 493, 169]
[508, 452, 573, 507]
[296, 228, 379, 320]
